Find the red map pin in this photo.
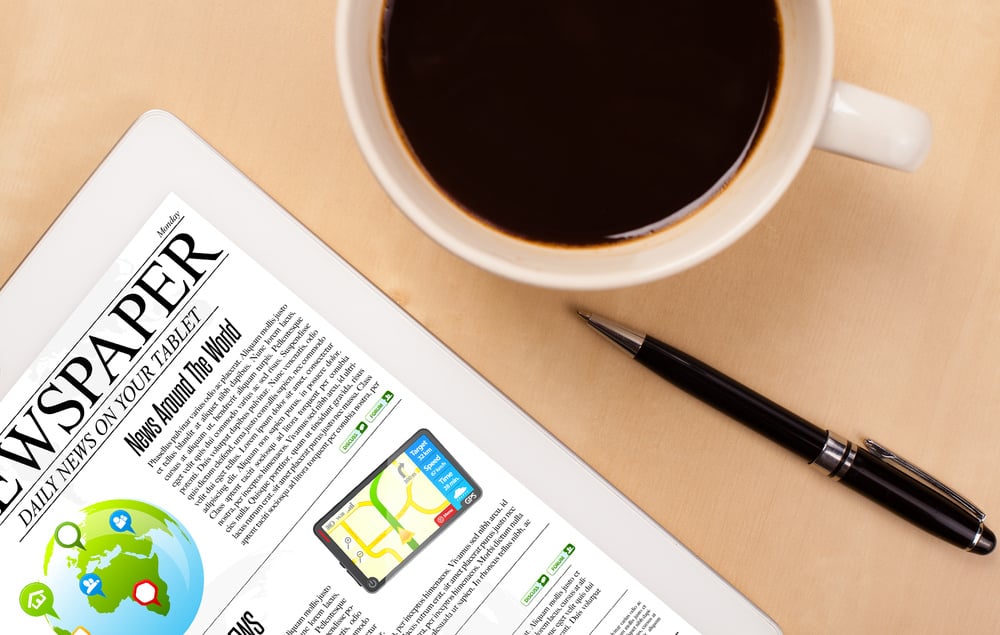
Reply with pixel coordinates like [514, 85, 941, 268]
[132, 580, 161, 606]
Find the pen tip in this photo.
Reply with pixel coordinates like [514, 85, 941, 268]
[576, 310, 592, 321]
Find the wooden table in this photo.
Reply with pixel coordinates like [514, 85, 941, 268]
[2, 2, 998, 632]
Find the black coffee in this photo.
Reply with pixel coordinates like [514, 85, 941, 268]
[381, 0, 781, 246]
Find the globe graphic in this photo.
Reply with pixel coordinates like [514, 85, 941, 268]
[39, 499, 203, 635]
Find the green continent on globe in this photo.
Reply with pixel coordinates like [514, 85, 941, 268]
[91, 552, 170, 616]
[44, 500, 174, 617]
[70, 516, 171, 616]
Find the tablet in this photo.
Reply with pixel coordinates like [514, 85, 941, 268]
[0, 111, 779, 634]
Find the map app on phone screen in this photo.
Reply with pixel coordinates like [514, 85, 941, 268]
[314, 429, 482, 591]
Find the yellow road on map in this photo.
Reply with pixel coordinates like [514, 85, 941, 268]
[324, 460, 452, 580]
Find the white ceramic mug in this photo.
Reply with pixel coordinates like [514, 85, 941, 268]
[336, 0, 931, 290]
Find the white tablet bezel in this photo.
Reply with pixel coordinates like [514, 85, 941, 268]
[0, 110, 779, 634]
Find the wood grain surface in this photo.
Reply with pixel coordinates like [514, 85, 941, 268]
[2, 1, 998, 632]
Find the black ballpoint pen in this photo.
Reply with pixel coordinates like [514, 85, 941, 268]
[578, 311, 996, 555]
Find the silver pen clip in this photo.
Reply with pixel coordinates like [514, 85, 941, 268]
[865, 439, 986, 524]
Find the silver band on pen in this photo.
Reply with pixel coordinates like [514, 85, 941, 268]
[811, 432, 857, 481]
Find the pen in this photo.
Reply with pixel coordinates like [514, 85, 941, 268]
[578, 311, 995, 554]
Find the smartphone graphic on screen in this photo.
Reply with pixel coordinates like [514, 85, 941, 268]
[314, 429, 482, 592]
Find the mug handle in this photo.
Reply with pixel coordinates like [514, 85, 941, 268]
[814, 80, 932, 172]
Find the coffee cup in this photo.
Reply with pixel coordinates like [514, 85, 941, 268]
[336, 0, 931, 290]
